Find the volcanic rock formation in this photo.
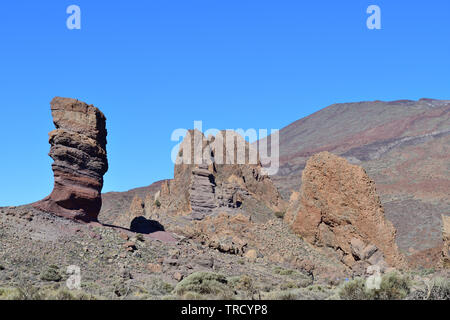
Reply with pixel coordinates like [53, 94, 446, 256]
[33, 97, 108, 222]
[153, 129, 285, 220]
[285, 152, 405, 271]
[114, 195, 145, 229]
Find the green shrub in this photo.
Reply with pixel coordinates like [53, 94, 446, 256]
[419, 268, 435, 276]
[273, 267, 296, 276]
[0, 287, 21, 300]
[427, 277, 450, 300]
[297, 276, 314, 288]
[181, 292, 205, 300]
[154, 200, 161, 208]
[0, 286, 99, 300]
[372, 272, 411, 300]
[339, 278, 371, 300]
[280, 281, 299, 290]
[339, 272, 412, 300]
[274, 211, 285, 219]
[50, 289, 97, 300]
[228, 275, 257, 299]
[15, 285, 45, 300]
[174, 272, 230, 296]
[266, 289, 300, 300]
[40, 267, 62, 282]
[146, 278, 174, 296]
[266, 286, 335, 300]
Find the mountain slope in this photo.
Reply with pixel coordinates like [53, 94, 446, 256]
[263, 98, 450, 254]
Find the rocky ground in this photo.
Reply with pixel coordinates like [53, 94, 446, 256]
[1, 205, 448, 300]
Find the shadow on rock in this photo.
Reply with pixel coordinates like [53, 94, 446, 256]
[130, 216, 165, 234]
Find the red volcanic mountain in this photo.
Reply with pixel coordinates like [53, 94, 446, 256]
[262, 98, 450, 256]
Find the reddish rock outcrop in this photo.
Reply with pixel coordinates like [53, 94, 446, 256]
[153, 129, 285, 219]
[114, 195, 145, 228]
[285, 152, 405, 270]
[33, 97, 108, 222]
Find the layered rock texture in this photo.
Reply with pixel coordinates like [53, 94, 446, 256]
[33, 97, 108, 222]
[260, 99, 450, 255]
[152, 130, 285, 220]
[285, 152, 405, 271]
[442, 215, 450, 268]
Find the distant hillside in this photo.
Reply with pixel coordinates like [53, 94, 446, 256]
[261, 98, 450, 254]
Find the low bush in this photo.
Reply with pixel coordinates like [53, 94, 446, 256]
[0, 287, 21, 300]
[0, 286, 97, 300]
[273, 267, 296, 276]
[174, 272, 231, 297]
[274, 212, 285, 219]
[426, 277, 450, 300]
[372, 272, 411, 300]
[40, 267, 62, 282]
[266, 289, 300, 300]
[146, 278, 174, 296]
[339, 272, 412, 300]
[339, 278, 371, 300]
[228, 275, 257, 299]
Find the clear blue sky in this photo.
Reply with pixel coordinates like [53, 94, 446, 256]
[1, 0, 449, 206]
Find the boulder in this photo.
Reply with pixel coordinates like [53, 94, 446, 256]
[350, 238, 365, 260]
[285, 152, 405, 269]
[147, 263, 163, 273]
[244, 249, 258, 262]
[362, 244, 378, 260]
[352, 261, 370, 277]
[33, 97, 108, 222]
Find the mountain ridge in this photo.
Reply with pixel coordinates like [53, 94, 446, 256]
[263, 98, 450, 257]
